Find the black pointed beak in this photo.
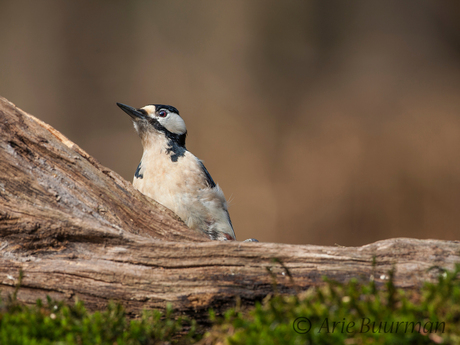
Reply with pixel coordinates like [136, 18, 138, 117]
[116, 103, 146, 120]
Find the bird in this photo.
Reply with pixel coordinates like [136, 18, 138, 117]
[117, 102, 237, 241]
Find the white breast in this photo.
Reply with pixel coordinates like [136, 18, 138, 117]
[133, 135, 235, 240]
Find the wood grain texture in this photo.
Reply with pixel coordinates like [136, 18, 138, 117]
[1, 96, 459, 321]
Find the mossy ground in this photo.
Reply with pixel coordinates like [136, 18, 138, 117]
[1, 264, 460, 344]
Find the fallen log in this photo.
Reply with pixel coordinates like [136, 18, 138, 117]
[1, 96, 459, 321]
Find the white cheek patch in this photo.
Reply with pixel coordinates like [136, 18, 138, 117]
[140, 105, 187, 135]
[161, 114, 187, 135]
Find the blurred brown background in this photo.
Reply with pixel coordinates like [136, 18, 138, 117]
[1, 0, 460, 245]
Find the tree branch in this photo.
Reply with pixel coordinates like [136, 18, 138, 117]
[1, 96, 459, 321]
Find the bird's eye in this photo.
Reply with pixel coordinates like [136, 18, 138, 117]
[158, 110, 167, 117]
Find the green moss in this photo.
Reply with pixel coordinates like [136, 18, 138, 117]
[0, 295, 200, 344]
[204, 264, 460, 345]
[2, 264, 460, 344]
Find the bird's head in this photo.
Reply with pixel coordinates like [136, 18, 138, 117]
[117, 103, 187, 147]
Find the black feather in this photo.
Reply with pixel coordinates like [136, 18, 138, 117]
[224, 209, 234, 231]
[135, 162, 143, 179]
[165, 140, 187, 162]
[198, 161, 216, 188]
[152, 104, 180, 115]
[147, 117, 187, 162]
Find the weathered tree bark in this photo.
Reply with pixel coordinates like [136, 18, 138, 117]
[1, 96, 459, 321]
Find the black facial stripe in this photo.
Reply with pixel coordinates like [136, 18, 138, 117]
[147, 118, 187, 162]
[150, 118, 187, 147]
[135, 162, 143, 179]
[151, 104, 180, 115]
[165, 140, 186, 162]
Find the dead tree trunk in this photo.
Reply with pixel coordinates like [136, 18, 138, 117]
[0, 96, 459, 321]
